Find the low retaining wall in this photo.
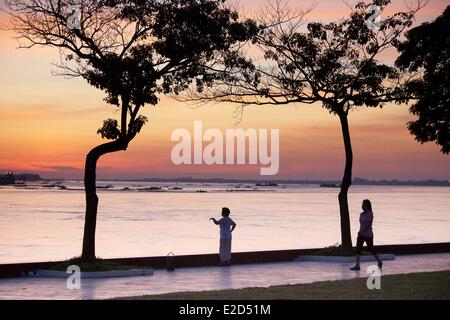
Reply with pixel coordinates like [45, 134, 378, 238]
[0, 242, 448, 278]
[26, 268, 154, 278]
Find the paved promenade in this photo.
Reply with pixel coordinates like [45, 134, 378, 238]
[0, 253, 448, 299]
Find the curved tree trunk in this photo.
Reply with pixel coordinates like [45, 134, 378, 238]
[338, 112, 353, 249]
[81, 138, 130, 261]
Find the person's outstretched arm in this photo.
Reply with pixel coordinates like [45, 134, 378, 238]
[209, 218, 219, 225]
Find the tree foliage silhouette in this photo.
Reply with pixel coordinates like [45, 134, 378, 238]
[6, 0, 257, 261]
[188, 0, 425, 249]
[396, 5, 450, 154]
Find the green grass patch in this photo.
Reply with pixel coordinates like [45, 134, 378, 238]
[116, 270, 450, 300]
[315, 243, 370, 256]
[49, 257, 142, 272]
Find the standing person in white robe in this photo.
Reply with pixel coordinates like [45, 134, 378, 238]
[210, 207, 237, 266]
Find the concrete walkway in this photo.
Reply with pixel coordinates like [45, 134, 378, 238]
[0, 253, 448, 300]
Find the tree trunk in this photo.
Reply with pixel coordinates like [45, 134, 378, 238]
[81, 139, 129, 261]
[338, 112, 353, 249]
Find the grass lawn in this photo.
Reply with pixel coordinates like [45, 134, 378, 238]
[118, 270, 450, 300]
[49, 257, 142, 272]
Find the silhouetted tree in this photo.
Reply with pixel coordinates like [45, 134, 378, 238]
[188, 0, 425, 249]
[396, 5, 450, 154]
[6, 0, 257, 261]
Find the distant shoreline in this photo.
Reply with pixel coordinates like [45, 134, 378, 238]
[44, 178, 450, 187]
[3, 172, 450, 187]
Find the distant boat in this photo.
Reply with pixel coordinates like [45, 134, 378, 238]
[0, 172, 15, 185]
[97, 184, 113, 189]
[319, 183, 340, 188]
[256, 182, 278, 187]
[139, 186, 163, 191]
[172, 186, 183, 190]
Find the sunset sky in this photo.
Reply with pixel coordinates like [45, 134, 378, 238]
[0, 0, 449, 180]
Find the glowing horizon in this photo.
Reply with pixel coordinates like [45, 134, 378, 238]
[0, 0, 449, 180]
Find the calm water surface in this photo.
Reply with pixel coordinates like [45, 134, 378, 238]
[0, 182, 449, 263]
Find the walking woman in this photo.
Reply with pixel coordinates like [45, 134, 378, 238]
[350, 199, 383, 271]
